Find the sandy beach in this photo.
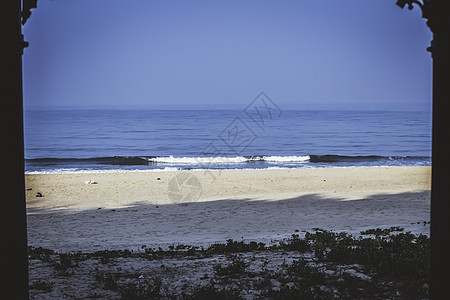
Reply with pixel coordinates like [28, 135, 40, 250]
[26, 166, 431, 252]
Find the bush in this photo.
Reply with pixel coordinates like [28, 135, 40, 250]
[94, 271, 119, 291]
[207, 239, 265, 254]
[304, 229, 430, 298]
[119, 278, 162, 300]
[52, 253, 80, 274]
[29, 280, 53, 292]
[187, 284, 242, 300]
[214, 256, 248, 278]
[360, 226, 404, 236]
[277, 234, 310, 253]
[28, 246, 56, 261]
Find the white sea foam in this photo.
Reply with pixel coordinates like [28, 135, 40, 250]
[263, 155, 310, 162]
[149, 156, 248, 164]
[25, 167, 181, 175]
[147, 155, 310, 164]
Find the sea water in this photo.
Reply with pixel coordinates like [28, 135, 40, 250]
[24, 108, 431, 173]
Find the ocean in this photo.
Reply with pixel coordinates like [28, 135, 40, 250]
[24, 108, 431, 173]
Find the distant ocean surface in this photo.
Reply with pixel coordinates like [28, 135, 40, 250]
[24, 109, 431, 173]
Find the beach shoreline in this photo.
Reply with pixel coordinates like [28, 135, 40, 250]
[26, 166, 431, 252]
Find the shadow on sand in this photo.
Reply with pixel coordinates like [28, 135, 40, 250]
[26, 190, 430, 252]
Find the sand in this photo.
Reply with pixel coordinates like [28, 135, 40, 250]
[25, 166, 431, 252]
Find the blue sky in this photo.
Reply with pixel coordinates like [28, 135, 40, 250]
[22, 0, 432, 110]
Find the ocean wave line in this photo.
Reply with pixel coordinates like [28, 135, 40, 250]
[25, 155, 429, 166]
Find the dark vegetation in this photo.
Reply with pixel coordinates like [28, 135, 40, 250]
[28, 227, 430, 299]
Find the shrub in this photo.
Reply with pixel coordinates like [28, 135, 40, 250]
[187, 284, 242, 300]
[29, 280, 53, 292]
[52, 253, 80, 274]
[278, 234, 310, 253]
[360, 226, 404, 236]
[213, 256, 248, 278]
[28, 246, 56, 261]
[118, 278, 162, 300]
[207, 239, 265, 254]
[94, 271, 119, 291]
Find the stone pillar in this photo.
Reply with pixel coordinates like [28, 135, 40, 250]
[2, 0, 29, 298]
